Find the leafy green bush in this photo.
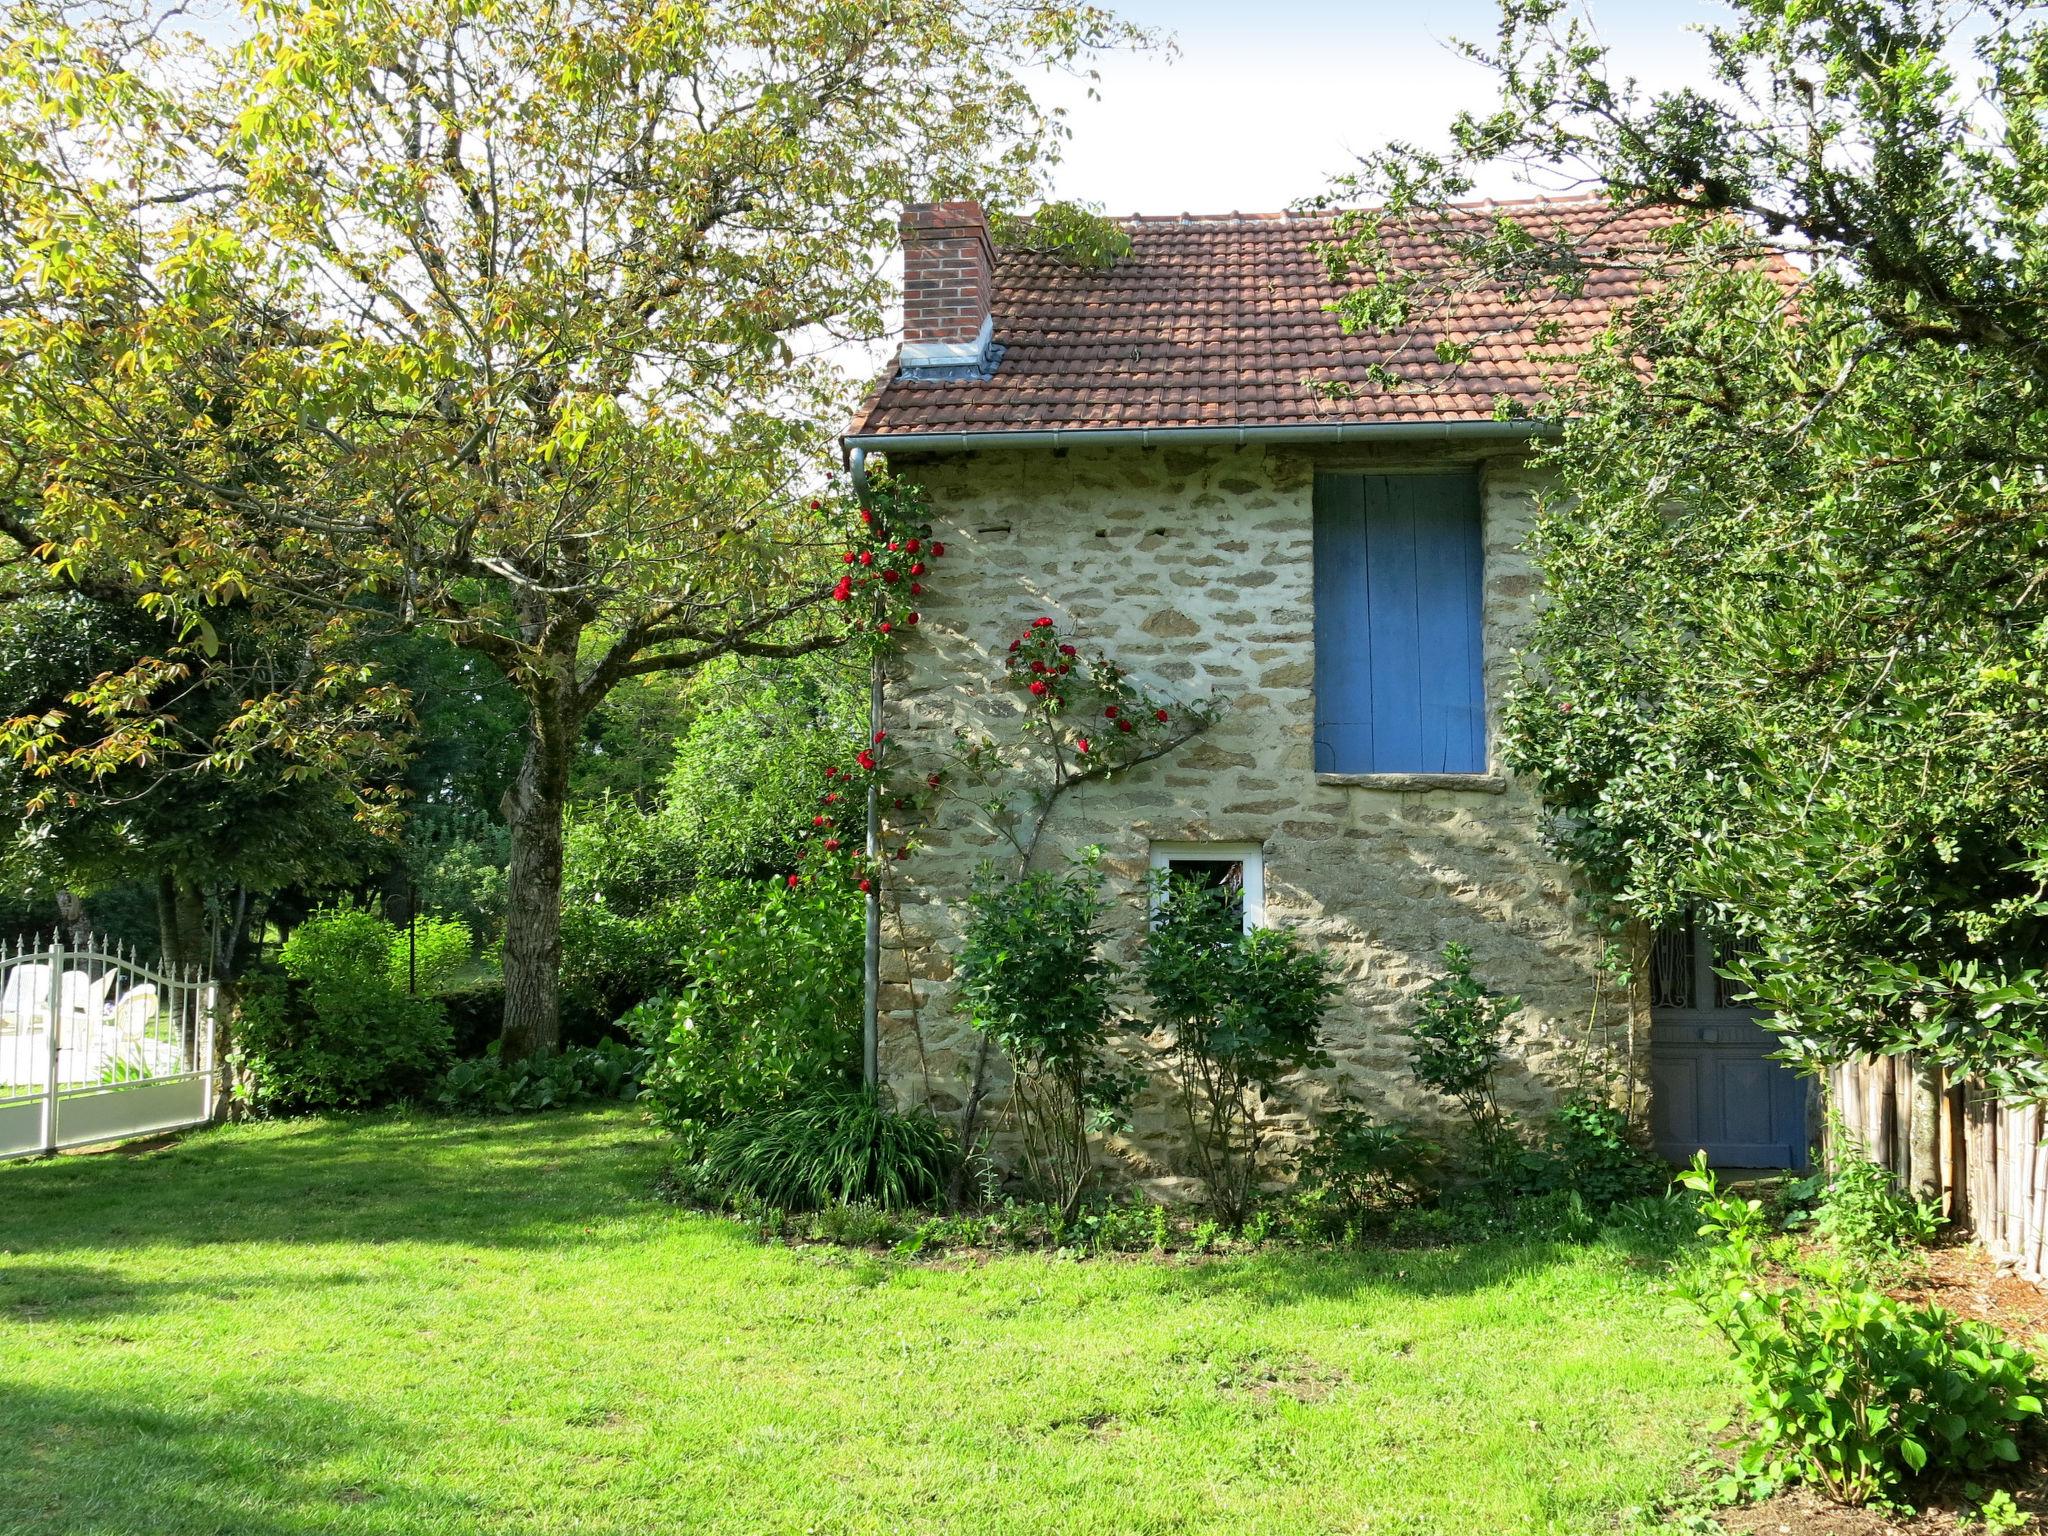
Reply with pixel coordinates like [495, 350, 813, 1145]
[432, 1040, 642, 1115]
[1408, 941, 1520, 1131]
[958, 854, 1138, 1219]
[236, 904, 453, 1112]
[1291, 1111, 1444, 1238]
[387, 912, 473, 996]
[1798, 1119, 1943, 1278]
[438, 977, 507, 1058]
[691, 1088, 956, 1211]
[623, 875, 861, 1150]
[1679, 1159, 2044, 1506]
[1143, 876, 1337, 1228]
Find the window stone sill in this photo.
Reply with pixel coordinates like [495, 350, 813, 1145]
[1316, 771, 1509, 794]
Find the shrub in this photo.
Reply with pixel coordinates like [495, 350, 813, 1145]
[1408, 941, 1519, 1132]
[958, 854, 1137, 1220]
[1291, 1111, 1444, 1238]
[236, 904, 453, 1112]
[1798, 1118, 1943, 1277]
[1143, 876, 1337, 1228]
[1679, 1158, 2045, 1506]
[692, 1087, 956, 1211]
[1525, 1096, 1670, 1210]
[387, 912, 473, 996]
[624, 875, 861, 1150]
[438, 977, 507, 1058]
[432, 1039, 641, 1115]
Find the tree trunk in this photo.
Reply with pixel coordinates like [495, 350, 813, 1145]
[155, 872, 208, 973]
[497, 722, 572, 1061]
[1909, 1054, 1944, 1209]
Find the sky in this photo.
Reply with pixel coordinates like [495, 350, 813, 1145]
[1030, 0, 1736, 216]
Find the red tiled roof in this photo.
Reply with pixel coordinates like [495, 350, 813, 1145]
[845, 197, 1700, 443]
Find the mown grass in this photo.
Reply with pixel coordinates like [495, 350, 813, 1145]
[0, 1107, 1732, 1535]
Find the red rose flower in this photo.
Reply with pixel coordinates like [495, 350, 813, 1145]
[1029, 680, 1048, 696]
[1057, 664, 1069, 674]
[858, 878, 872, 893]
[895, 848, 910, 861]
[832, 578, 852, 602]
[909, 582, 923, 595]
[1030, 660, 1047, 674]
[906, 612, 919, 626]
[826, 792, 840, 804]
[787, 874, 801, 887]
[1032, 616, 1053, 628]
[813, 814, 828, 826]
[904, 538, 920, 553]
[1155, 709, 1169, 722]
[930, 542, 945, 556]
[1118, 719, 1133, 733]
[878, 620, 893, 634]
[859, 509, 875, 526]
[909, 562, 925, 576]
[1059, 644, 1076, 656]
[858, 551, 874, 566]
[1104, 705, 1118, 719]
[927, 773, 942, 788]
[824, 837, 840, 851]
[888, 540, 900, 551]
[1076, 737, 1091, 754]
[882, 569, 899, 584]
[808, 499, 821, 511]
[824, 766, 839, 778]
[841, 551, 855, 565]
[1008, 639, 1021, 653]
[856, 749, 876, 771]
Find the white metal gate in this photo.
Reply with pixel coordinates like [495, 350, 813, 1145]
[0, 936, 218, 1160]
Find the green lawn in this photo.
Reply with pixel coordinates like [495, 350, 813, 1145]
[0, 1108, 1732, 1535]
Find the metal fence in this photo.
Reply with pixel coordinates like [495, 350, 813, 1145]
[0, 936, 219, 1160]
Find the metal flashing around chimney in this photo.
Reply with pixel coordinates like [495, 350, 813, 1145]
[898, 314, 997, 376]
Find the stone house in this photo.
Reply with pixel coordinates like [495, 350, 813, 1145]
[841, 198, 1810, 1175]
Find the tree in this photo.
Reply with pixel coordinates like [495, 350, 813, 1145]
[0, 591, 402, 973]
[1320, 0, 2048, 1094]
[0, 0, 1142, 1055]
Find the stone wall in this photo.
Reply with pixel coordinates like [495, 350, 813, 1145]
[875, 440, 1643, 1184]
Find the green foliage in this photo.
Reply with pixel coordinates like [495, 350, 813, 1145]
[1408, 943, 1519, 1130]
[1142, 876, 1337, 1228]
[1290, 1111, 1445, 1238]
[958, 853, 1136, 1219]
[1793, 1119, 1944, 1279]
[987, 200, 1132, 269]
[236, 906, 454, 1112]
[431, 1041, 642, 1115]
[1679, 1159, 2045, 1507]
[691, 1088, 957, 1212]
[387, 913, 473, 996]
[1318, 0, 2048, 1089]
[437, 977, 508, 1059]
[622, 876, 861, 1151]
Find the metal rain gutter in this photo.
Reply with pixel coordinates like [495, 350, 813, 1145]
[842, 417, 1558, 459]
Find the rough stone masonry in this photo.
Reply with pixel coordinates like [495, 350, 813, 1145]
[874, 439, 1644, 1188]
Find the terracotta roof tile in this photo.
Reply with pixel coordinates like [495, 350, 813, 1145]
[846, 197, 1720, 442]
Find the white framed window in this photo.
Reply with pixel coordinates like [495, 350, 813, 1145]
[1148, 841, 1265, 932]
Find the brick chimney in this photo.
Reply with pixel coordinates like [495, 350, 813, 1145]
[900, 200, 996, 372]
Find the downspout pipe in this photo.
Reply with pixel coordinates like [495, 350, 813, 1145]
[849, 446, 882, 1094]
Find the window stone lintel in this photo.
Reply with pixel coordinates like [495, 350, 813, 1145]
[1315, 771, 1509, 794]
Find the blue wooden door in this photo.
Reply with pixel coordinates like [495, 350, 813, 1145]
[1649, 918, 1812, 1168]
[1312, 472, 1486, 774]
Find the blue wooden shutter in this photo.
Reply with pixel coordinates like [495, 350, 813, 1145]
[1313, 471, 1486, 773]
